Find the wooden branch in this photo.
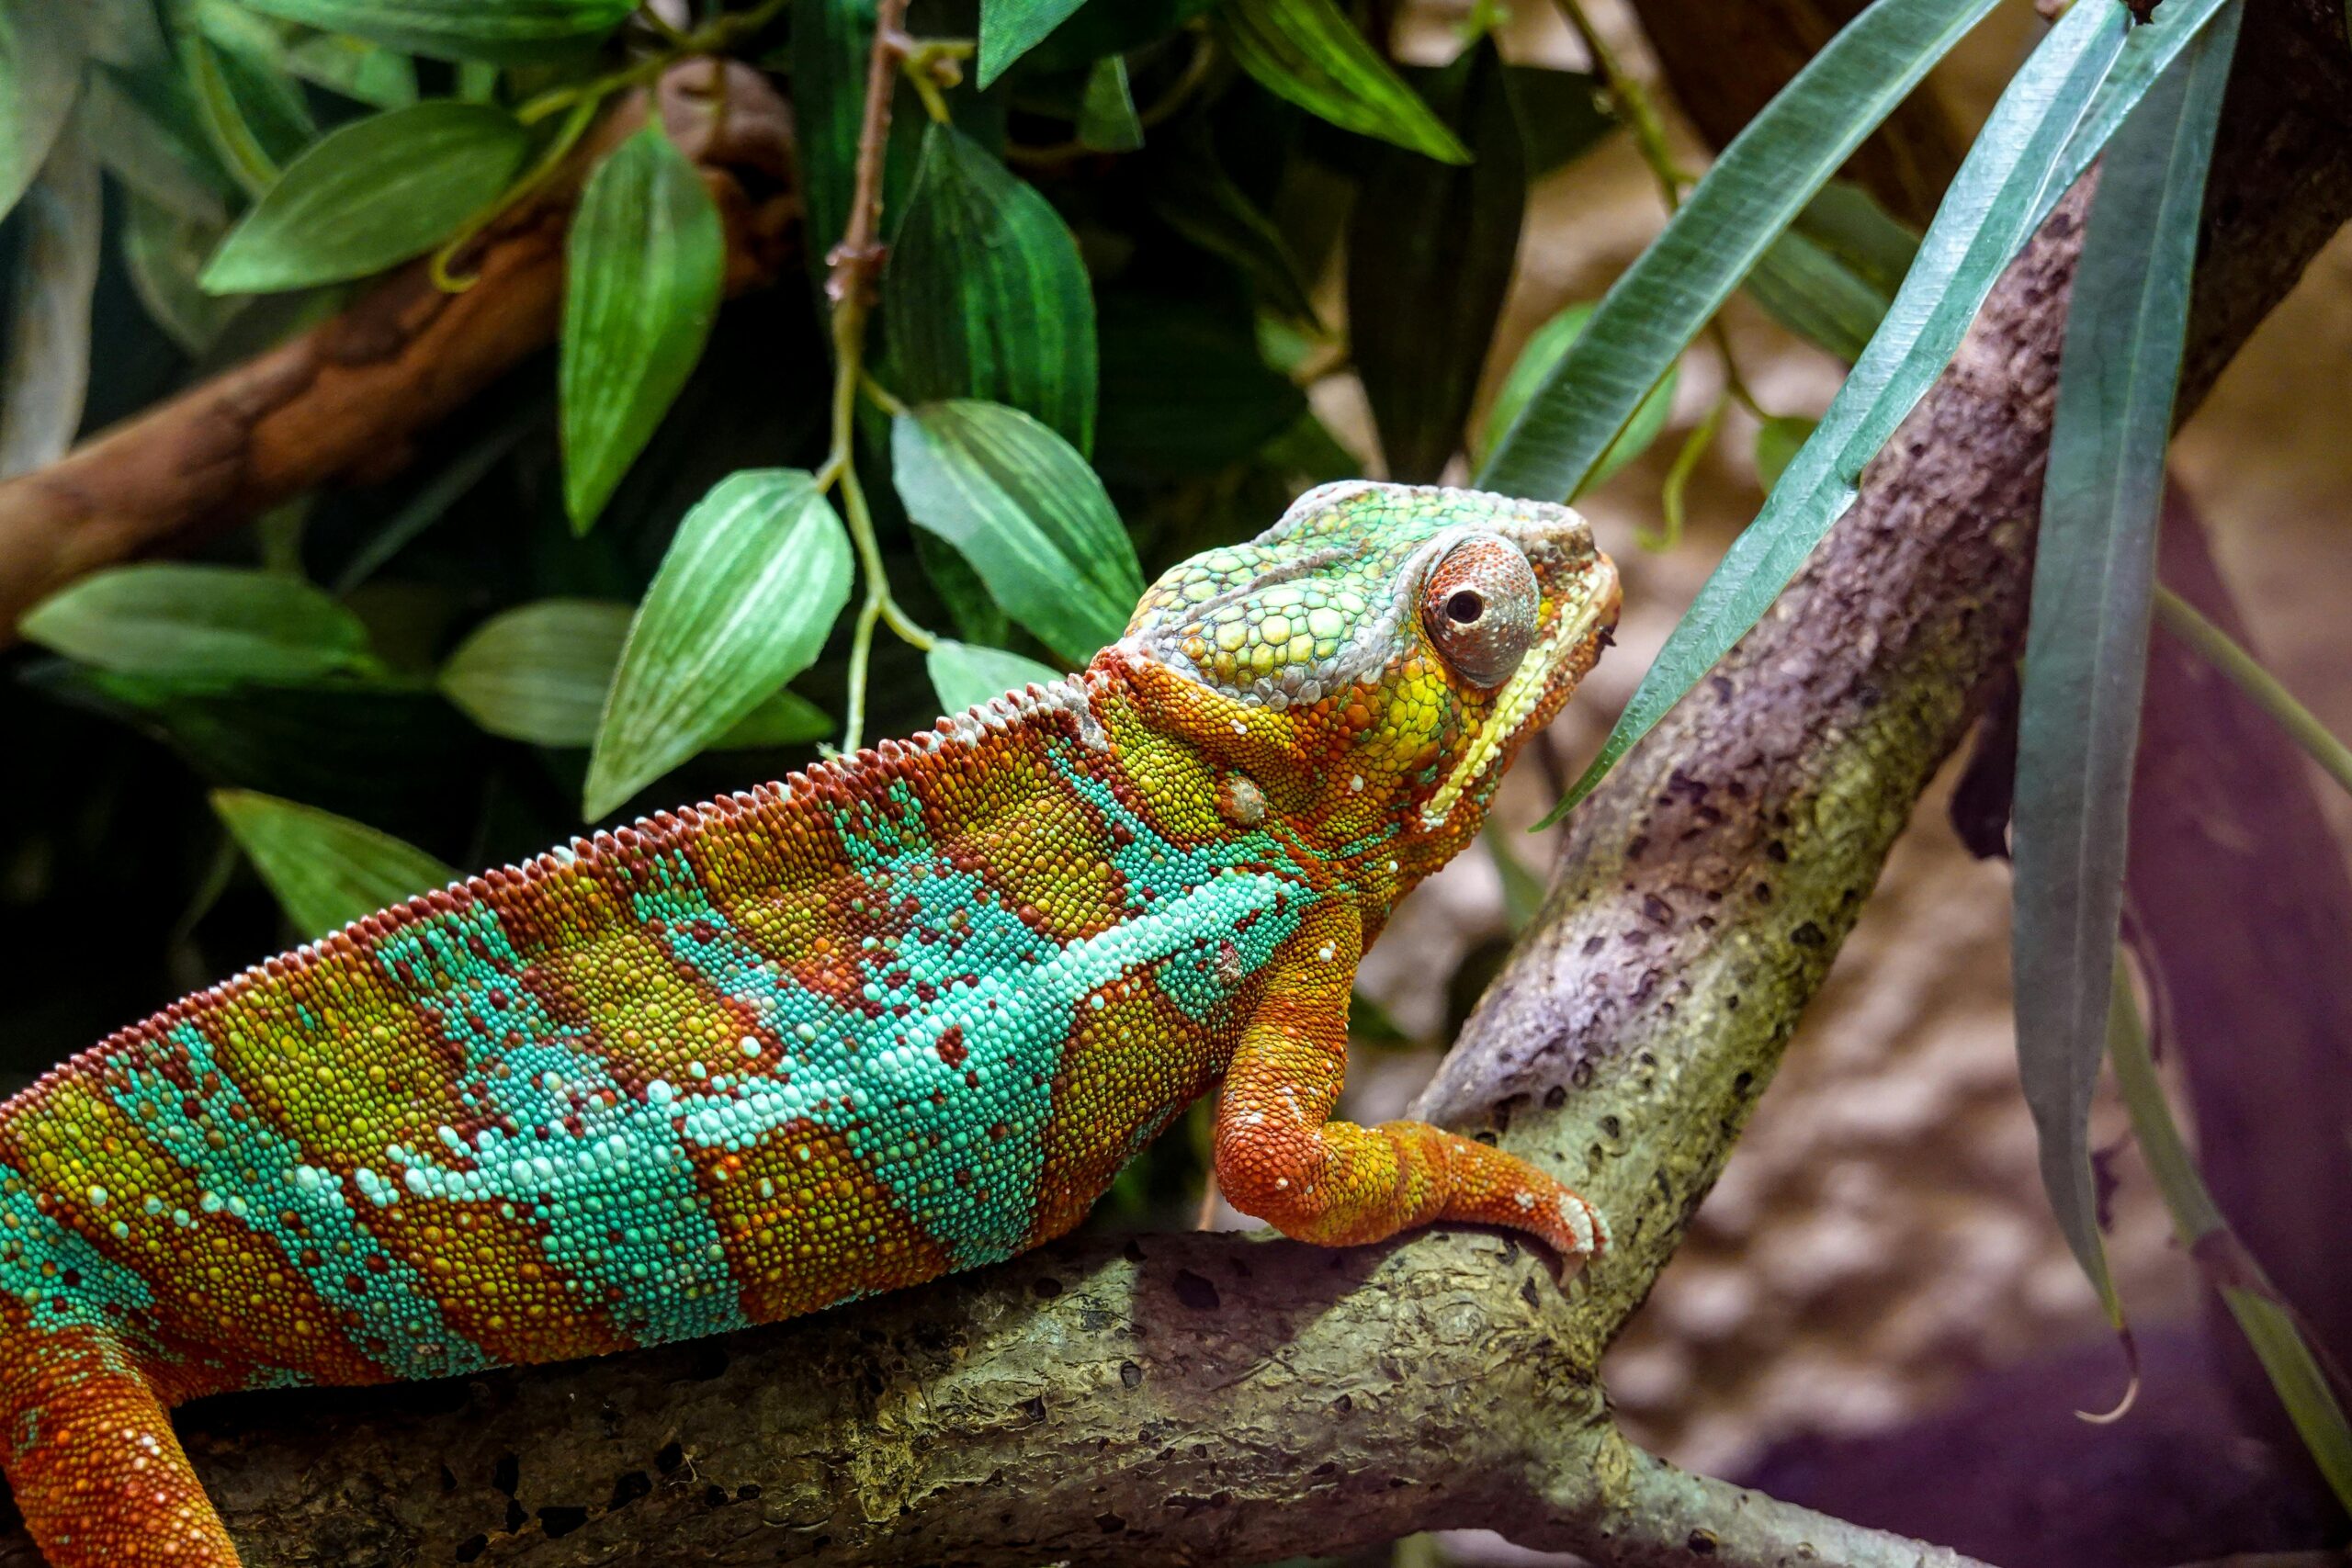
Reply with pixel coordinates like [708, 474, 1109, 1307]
[0, 62, 797, 648]
[1, 4, 2347, 1562]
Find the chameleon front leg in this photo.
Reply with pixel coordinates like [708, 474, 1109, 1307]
[0, 1326, 241, 1568]
[1212, 903, 1606, 1264]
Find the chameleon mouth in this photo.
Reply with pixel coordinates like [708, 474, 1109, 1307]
[1419, 558, 1619, 831]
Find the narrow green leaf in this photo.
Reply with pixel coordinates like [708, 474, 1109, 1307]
[122, 189, 246, 353]
[191, 0, 318, 166]
[200, 100, 528, 293]
[1795, 179, 1920, 297]
[2154, 586, 2352, 802]
[2044, 0, 2237, 229]
[1350, 39, 1523, 483]
[1212, 0, 1468, 164]
[1544, 0, 2141, 825]
[211, 788, 456, 939]
[1476, 302, 1674, 493]
[283, 31, 420, 108]
[181, 29, 277, 197]
[1077, 55, 1144, 152]
[585, 470, 854, 819]
[927, 639, 1063, 716]
[85, 64, 234, 225]
[0, 0, 87, 220]
[237, 0, 635, 63]
[2012, 6, 2237, 1329]
[1148, 130, 1318, 321]
[1751, 413, 1815, 492]
[20, 563, 376, 682]
[1745, 226, 1893, 363]
[561, 125, 726, 533]
[1476, 0, 2006, 502]
[979, 0, 1090, 88]
[884, 123, 1098, 454]
[0, 124, 100, 479]
[892, 400, 1142, 665]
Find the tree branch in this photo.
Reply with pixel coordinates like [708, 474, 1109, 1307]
[0, 62, 797, 647]
[2, 3, 2348, 1563]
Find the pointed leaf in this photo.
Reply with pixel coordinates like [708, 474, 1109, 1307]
[1508, 63, 1613, 178]
[236, 0, 635, 63]
[0, 124, 100, 478]
[1212, 0, 1467, 164]
[200, 100, 528, 293]
[1476, 0, 2007, 502]
[1751, 414, 1815, 491]
[1477, 302, 1674, 492]
[19, 563, 376, 682]
[2013, 6, 2237, 1328]
[283, 32, 420, 108]
[1350, 39, 1523, 483]
[0, 0, 87, 220]
[979, 0, 1090, 88]
[1544, 0, 2144, 824]
[927, 639, 1063, 716]
[561, 125, 726, 533]
[892, 400, 1141, 664]
[211, 788, 456, 939]
[1077, 55, 1144, 152]
[884, 123, 1098, 453]
[1745, 226, 1894, 362]
[585, 470, 854, 818]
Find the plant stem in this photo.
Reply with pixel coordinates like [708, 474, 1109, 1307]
[2154, 585, 2352, 800]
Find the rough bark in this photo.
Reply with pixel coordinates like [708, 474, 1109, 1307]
[1, 3, 2348, 1563]
[0, 62, 797, 647]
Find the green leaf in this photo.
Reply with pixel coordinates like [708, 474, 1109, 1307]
[1095, 291, 1305, 479]
[2012, 5, 2236, 1335]
[236, 0, 635, 63]
[791, 0, 884, 300]
[560, 125, 727, 533]
[85, 63, 235, 225]
[1476, 0, 2006, 502]
[979, 0, 1091, 88]
[1751, 413, 1815, 492]
[1148, 129, 1317, 321]
[884, 123, 1098, 454]
[0, 0, 88, 220]
[200, 100, 528, 293]
[584, 470, 854, 819]
[926, 639, 1064, 716]
[191, 0, 318, 166]
[1077, 55, 1144, 152]
[444, 598, 831, 750]
[1745, 226, 1894, 363]
[892, 400, 1142, 665]
[1023, 0, 1220, 73]
[0, 124, 100, 479]
[283, 31, 420, 108]
[20, 564, 378, 682]
[1477, 302, 1674, 493]
[1544, 0, 2143, 825]
[1795, 179, 1920, 297]
[1350, 39, 1522, 483]
[211, 787, 456, 939]
[122, 188, 246, 353]
[1212, 0, 1468, 164]
[1507, 63, 1613, 178]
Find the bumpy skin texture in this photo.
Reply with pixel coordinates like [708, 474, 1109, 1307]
[0, 481, 1618, 1567]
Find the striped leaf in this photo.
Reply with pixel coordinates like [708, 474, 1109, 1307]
[1212, 0, 1467, 164]
[212, 789, 457, 940]
[237, 0, 635, 63]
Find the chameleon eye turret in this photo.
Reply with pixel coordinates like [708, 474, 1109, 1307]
[1420, 536, 1541, 689]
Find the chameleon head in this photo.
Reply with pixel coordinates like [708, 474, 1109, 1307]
[1114, 480, 1620, 880]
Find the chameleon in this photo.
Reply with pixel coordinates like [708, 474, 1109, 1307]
[0, 479, 1618, 1567]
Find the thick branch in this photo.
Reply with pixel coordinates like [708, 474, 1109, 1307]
[0, 4, 2347, 1562]
[0, 62, 796, 645]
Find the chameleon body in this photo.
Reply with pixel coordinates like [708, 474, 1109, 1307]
[0, 481, 1617, 1566]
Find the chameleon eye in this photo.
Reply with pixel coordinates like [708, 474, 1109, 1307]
[1421, 537, 1540, 689]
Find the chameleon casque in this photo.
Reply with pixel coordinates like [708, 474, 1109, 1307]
[0, 480, 1618, 1566]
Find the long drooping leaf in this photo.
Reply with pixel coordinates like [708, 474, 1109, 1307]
[201, 101, 528, 293]
[442, 599, 833, 750]
[2011, 5, 2237, 1331]
[584, 471, 853, 819]
[211, 788, 456, 939]
[19, 564, 377, 682]
[978, 0, 1090, 88]
[1543, 0, 2154, 824]
[237, 0, 635, 63]
[0, 0, 86, 220]
[0, 124, 100, 479]
[1476, 303, 1675, 492]
[1212, 0, 1468, 164]
[1476, 0, 2006, 502]
[892, 400, 1142, 665]
[926, 639, 1063, 716]
[560, 124, 726, 533]
[1349, 39, 1523, 484]
[884, 124, 1098, 454]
